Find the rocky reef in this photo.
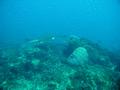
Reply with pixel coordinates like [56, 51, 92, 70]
[0, 35, 120, 90]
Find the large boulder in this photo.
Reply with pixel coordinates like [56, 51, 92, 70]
[67, 47, 89, 66]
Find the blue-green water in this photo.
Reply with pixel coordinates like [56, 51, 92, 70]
[0, 0, 120, 90]
[0, 0, 120, 50]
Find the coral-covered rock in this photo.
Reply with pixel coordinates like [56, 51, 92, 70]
[0, 35, 119, 90]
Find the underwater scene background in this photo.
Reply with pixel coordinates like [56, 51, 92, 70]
[0, 0, 120, 90]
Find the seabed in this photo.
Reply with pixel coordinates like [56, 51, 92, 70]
[0, 35, 120, 90]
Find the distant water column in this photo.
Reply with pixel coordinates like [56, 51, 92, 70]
[0, 1, 4, 44]
[118, 3, 120, 49]
[118, 3, 120, 31]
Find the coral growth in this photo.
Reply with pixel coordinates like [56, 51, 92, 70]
[0, 35, 120, 90]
